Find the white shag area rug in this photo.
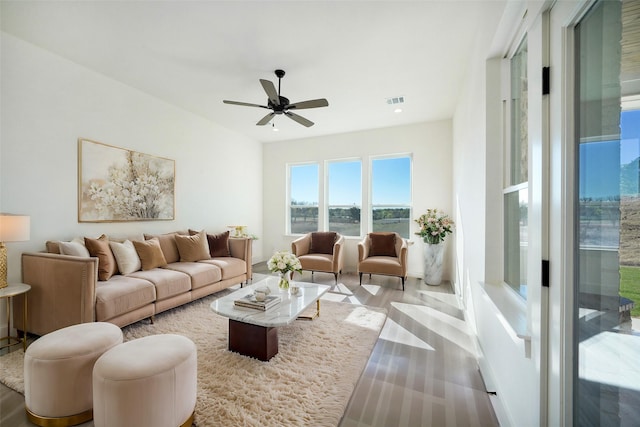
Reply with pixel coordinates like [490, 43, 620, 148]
[0, 295, 387, 427]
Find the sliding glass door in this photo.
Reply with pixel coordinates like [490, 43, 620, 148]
[573, 1, 639, 425]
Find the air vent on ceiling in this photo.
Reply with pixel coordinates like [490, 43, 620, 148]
[386, 96, 405, 105]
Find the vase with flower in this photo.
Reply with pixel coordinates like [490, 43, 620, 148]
[415, 209, 454, 285]
[267, 250, 302, 290]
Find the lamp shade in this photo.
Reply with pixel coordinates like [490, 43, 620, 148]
[0, 214, 30, 242]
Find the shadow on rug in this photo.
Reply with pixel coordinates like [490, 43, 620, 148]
[0, 295, 386, 427]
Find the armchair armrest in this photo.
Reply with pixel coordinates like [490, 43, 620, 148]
[357, 236, 371, 262]
[291, 234, 311, 256]
[332, 235, 345, 272]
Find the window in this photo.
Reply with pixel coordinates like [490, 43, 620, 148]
[289, 163, 319, 234]
[327, 160, 361, 236]
[371, 156, 412, 238]
[503, 37, 528, 299]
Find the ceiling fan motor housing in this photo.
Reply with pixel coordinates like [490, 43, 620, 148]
[269, 96, 290, 113]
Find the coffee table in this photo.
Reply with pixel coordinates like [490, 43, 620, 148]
[210, 277, 330, 361]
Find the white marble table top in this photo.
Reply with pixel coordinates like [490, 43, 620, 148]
[210, 276, 330, 327]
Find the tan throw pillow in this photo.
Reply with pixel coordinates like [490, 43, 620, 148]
[175, 231, 210, 262]
[85, 235, 119, 281]
[133, 238, 168, 271]
[206, 231, 231, 258]
[143, 233, 180, 263]
[109, 240, 142, 275]
[369, 233, 397, 257]
[310, 232, 337, 255]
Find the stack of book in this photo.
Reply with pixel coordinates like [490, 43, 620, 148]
[234, 294, 281, 311]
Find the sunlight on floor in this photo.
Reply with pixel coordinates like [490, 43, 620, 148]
[334, 283, 354, 295]
[391, 302, 478, 356]
[580, 330, 640, 392]
[322, 292, 349, 303]
[416, 289, 461, 309]
[379, 318, 435, 351]
[361, 284, 382, 296]
[344, 306, 388, 331]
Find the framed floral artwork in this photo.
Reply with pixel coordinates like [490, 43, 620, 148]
[78, 139, 175, 222]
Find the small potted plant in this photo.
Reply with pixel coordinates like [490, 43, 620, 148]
[267, 251, 302, 290]
[415, 209, 454, 285]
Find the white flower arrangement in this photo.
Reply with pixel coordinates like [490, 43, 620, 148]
[415, 208, 455, 244]
[267, 251, 302, 275]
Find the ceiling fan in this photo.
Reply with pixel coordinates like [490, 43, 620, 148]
[223, 69, 329, 128]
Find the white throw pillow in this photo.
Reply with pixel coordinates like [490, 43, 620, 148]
[109, 239, 142, 275]
[59, 241, 90, 257]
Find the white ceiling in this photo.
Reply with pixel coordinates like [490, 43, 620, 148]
[1, 0, 507, 143]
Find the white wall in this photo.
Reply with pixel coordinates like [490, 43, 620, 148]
[261, 121, 453, 278]
[452, 2, 549, 426]
[0, 32, 263, 296]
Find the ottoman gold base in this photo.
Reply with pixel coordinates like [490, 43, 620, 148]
[26, 406, 93, 427]
[180, 412, 195, 427]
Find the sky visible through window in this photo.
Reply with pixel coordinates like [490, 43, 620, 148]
[329, 161, 361, 205]
[372, 157, 411, 205]
[290, 164, 318, 205]
[291, 157, 411, 205]
[579, 110, 640, 199]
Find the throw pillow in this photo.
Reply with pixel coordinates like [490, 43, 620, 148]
[187, 229, 212, 258]
[310, 232, 337, 255]
[84, 235, 119, 281]
[133, 238, 168, 271]
[175, 231, 211, 262]
[206, 230, 231, 258]
[109, 240, 142, 275]
[369, 233, 397, 257]
[59, 240, 90, 257]
[143, 233, 180, 263]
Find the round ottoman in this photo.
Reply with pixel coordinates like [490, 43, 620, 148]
[93, 334, 197, 427]
[24, 322, 123, 426]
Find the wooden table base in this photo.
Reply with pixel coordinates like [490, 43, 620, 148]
[228, 319, 278, 361]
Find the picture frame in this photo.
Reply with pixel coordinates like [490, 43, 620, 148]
[78, 138, 175, 222]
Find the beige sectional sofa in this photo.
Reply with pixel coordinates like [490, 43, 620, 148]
[14, 230, 252, 336]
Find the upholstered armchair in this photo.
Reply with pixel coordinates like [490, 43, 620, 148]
[357, 232, 408, 290]
[291, 232, 345, 283]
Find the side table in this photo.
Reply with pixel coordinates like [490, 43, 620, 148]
[0, 283, 30, 352]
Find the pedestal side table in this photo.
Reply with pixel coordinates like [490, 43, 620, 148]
[0, 283, 30, 352]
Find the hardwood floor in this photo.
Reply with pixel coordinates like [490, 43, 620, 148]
[1, 265, 498, 426]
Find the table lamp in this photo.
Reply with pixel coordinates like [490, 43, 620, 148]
[0, 214, 30, 289]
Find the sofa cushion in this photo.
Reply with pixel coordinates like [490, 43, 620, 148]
[109, 240, 142, 275]
[200, 257, 246, 280]
[205, 231, 231, 258]
[95, 276, 156, 322]
[85, 235, 119, 281]
[129, 268, 192, 300]
[143, 233, 180, 264]
[176, 231, 210, 262]
[59, 241, 90, 258]
[164, 262, 222, 289]
[369, 233, 397, 257]
[133, 238, 168, 271]
[310, 232, 337, 255]
[47, 237, 85, 255]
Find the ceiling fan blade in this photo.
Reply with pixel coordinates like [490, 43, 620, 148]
[285, 111, 314, 127]
[286, 99, 329, 110]
[259, 79, 280, 106]
[223, 100, 269, 109]
[256, 112, 275, 126]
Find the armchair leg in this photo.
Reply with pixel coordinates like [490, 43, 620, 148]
[334, 273, 338, 284]
[359, 272, 363, 285]
[401, 277, 405, 291]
